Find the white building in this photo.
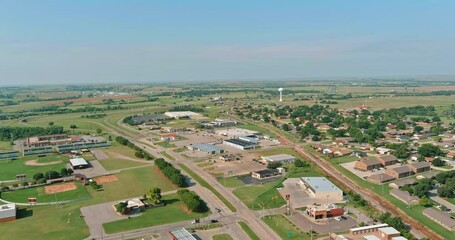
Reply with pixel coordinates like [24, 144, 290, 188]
[300, 177, 343, 202]
[0, 203, 16, 222]
[164, 111, 202, 119]
[262, 154, 296, 164]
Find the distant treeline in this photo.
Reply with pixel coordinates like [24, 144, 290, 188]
[0, 105, 125, 120]
[373, 105, 436, 117]
[0, 126, 65, 141]
[22, 95, 82, 102]
[115, 136, 154, 160]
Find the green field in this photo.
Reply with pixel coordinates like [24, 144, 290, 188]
[233, 180, 286, 210]
[98, 158, 151, 170]
[160, 151, 176, 161]
[218, 176, 246, 188]
[254, 147, 298, 157]
[212, 234, 233, 240]
[262, 214, 310, 240]
[103, 193, 209, 234]
[238, 221, 260, 240]
[156, 141, 176, 148]
[87, 166, 177, 203]
[0, 154, 69, 181]
[1, 182, 90, 203]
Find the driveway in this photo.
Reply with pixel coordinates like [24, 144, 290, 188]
[80, 201, 128, 239]
[74, 160, 110, 178]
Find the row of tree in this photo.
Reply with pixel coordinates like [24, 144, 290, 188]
[177, 189, 208, 213]
[0, 126, 64, 141]
[154, 158, 187, 187]
[32, 168, 74, 183]
[115, 136, 154, 160]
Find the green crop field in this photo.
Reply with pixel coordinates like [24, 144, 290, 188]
[103, 193, 209, 234]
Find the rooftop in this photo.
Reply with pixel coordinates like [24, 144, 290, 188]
[0, 203, 15, 212]
[363, 235, 381, 240]
[378, 155, 399, 162]
[263, 154, 295, 162]
[350, 223, 389, 232]
[69, 158, 88, 166]
[169, 228, 196, 240]
[301, 177, 342, 193]
[191, 143, 223, 152]
[224, 138, 258, 147]
[379, 227, 400, 235]
[359, 158, 381, 166]
[423, 208, 455, 229]
[408, 161, 431, 169]
[388, 166, 411, 174]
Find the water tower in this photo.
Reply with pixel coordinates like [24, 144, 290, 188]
[278, 88, 283, 102]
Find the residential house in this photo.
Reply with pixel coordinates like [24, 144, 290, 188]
[355, 158, 382, 171]
[377, 155, 399, 166]
[408, 162, 431, 174]
[385, 166, 412, 179]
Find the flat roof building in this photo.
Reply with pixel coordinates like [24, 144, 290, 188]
[378, 227, 401, 240]
[169, 228, 197, 240]
[408, 162, 431, 174]
[188, 144, 224, 155]
[251, 169, 280, 179]
[69, 158, 89, 169]
[262, 154, 296, 164]
[0, 203, 16, 222]
[300, 177, 343, 202]
[164, 111, 202, 119]
[223, 138, 258, 150]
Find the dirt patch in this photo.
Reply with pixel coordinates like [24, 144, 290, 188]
[180, 204, 193, 214]
[91, 150, 109, 160]
[45, 182, 77, 194]
[25, 159, 62, 166]
[93, 175, 118, 184]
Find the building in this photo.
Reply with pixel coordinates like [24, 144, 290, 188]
[164, 111, 202, 119]
[210, 119, 238, 127]
[351, 151, 368, 158]
[0, 203, 16, 222]
[305, 204, 344, 220]
[408, 162, 431, 174]
[367, 173, 395, 184]
[69, 158, 89, 169]
[0, 151, 20, 160]
[161, 134, 177, 141]
[377, 155, 399, 166]
[261, 154, 296, 164]
[187, 144, 224, 155]
[390, 189, 419, 205]
[117, 198, 146, 214]
[169, 228, 197, 240]
[388, 179, 417, 189]
[423, 208, 455, 230]
[216, 128, 261, 138]
[223, 138, 257, 150]
[300, 177, 343, 201]
[378, 227, 401, 240]
[376, 147, 391, 155]
[350, 224, 389, 235]
[131, 114, 169, 125]
[26, 134, 76, 148]
[355, 158, 382, 171]
[384, 166, 412, 179]
[251, 169, 280, 179]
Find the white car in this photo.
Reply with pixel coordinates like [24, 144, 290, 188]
[334, 217, 342, 221]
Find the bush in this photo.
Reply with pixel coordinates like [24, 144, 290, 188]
[294, 159, 309, 168]
[155, 158, 187, 187]
[177, 189, 208, 213]
[267, 162, 282, 169]
[33, 172, 44, 181]
[37, 178, 47, 184]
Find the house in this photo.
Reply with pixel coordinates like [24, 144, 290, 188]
[300, 177, 343, 202]
[351, 151, 368, 158]
[160, 134, 177, 141]
[311, 144, 330, 152]
[332, 148, 351, 157]
[423, 208, 455, 230]
[355, 158, 382, 171]
[408, 162, 431, 174]
[384, 166, 412, 179]
[390, 189, 419, 205]
[119, 198, 146, 214]
[69, 158, 89, 169]
[251, 169, 280, 179]
[261, 154, 296, 164]
[317, 124, 331, 131]
[223, 138, 257, 150]
[376, 147, 392, 155]
[388, 179, 417, 189]
[188, 144, 224, 155]
[0, 203, 16, 222]
[377, 155, 399, 166]
[305, 204, 344, 220]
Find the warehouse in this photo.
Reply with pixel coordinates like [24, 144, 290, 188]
[223, 138, 258, 150]
[187, 143, 224, 155]
[261, 154, 296, 164]
[164, 111, 202, 119]
[300, 177, 343, 202]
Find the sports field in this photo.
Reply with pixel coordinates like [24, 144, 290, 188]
[0, 154, 69, 181]
[1, 182, 89, 203]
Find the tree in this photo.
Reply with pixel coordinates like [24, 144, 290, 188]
[419, 196, 432, 207]
[48, 122, 54, 126]
[70, 124, 77, 134]
[414, 126, 424, 133]
[432, 158, 445, 167]
[148, 187, 162, 205]
[438, 186, 455, 198]
[60, 168, 69, 177]
[294, 159, 309, 168]
[418, 144, 444, 157]
[393, 144, 409, 159]
[44, 170, 60, 180]
[281, 123, 290, 132]
[267, 162, 282, 169]
[96, 128, 102, 134]
[33, 172, 44, 180]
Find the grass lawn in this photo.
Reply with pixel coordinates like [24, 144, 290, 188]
[173, 147, 187, 153]
[36, 154, 70, 163]
[233, 180, 286, 210]
[218, 176, 246, 188]
[254, 147, 298, 158]
[0, 140, 14, 151]
[98, 158, 150, 170]
[0, 154, 68, 181]
[1, 182, 90, 203]
[103, 193, 209, 234]
[87, 166, 177, 203]
[238, 221, 260, 240]
[160, 151, 176, 161]
[212, 234, 233, 240]
[262, 214, 310, 240]
[178, 163, 237, 212]
[156, 141, 176, 148]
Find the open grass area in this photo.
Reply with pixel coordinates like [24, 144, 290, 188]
[160, 151, 176, 161]
[103, 193, 209, 234]
[254, 147, 298, 157]
[98, 158, 151, 170]
[0, 140, 14, 151]
[156, 141, 176, 148]
[88, 166, 177, 203]
[262, 214, 309, 240]
[212, 234, 233, 240]
[218, 176, 246, 188]
[238, 221, 260, 240]
[0, 154, 68, 181]
[233, 180, 286, 210]
[1, 182, 90, 203]
[178, 163, 237, 212]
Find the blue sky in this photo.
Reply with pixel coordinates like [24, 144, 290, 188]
[1, 1, 455, 85]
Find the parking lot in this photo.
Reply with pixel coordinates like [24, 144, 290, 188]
[341, 161, 385, 179]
